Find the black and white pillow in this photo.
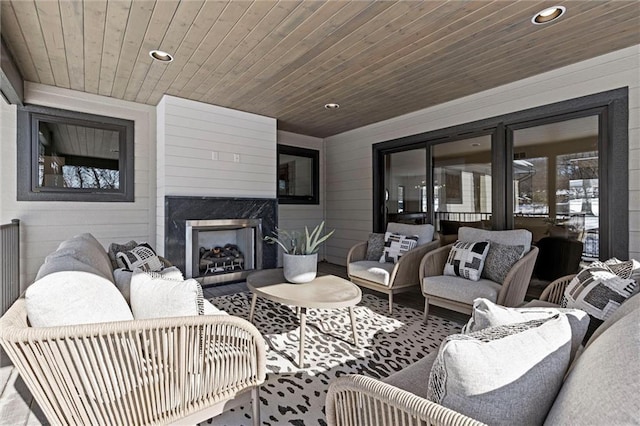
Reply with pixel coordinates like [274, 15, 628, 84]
[481, 240, 525, 284]
[116, 243, 164, 272]
[108, 240, 138, 269]
[379, 232, 419, 264]
[562, 261, 637, 322]
[443, 240, 490, 281]
[605, 257, 640, 289]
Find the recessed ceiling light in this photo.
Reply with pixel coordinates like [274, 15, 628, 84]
[531, 6, 566, 25]
[324, 103, 340, 110]
[149, 49, 174, 62]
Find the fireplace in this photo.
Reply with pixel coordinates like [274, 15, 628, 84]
[164, 196, 278, 286]
[186, 219, 262, 285]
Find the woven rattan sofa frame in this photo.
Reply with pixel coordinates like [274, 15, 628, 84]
[0, 297, 266, 425]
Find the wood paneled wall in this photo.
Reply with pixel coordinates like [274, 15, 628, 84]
[0, 83, 156, 287]
[155, 95, 277, 254]
[324, 45, 640, 265]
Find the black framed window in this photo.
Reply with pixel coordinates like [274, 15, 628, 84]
[277, 144, 319, 204]
[373, 87, 629, 260]
[17, 104, 134, 202]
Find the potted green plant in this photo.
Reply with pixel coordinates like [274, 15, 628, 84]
[264, 221, 335, 283]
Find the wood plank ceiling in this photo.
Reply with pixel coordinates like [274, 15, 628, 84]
[2, 1, 639, 138]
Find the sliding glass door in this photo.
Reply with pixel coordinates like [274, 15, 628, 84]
[510, 115, 600, 259]
[433, 135, 493, 229]
[372, 88, 628, 261]
[383, 148, 427, 227]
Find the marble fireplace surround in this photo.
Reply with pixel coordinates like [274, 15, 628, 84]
[164, 196, 278, 279]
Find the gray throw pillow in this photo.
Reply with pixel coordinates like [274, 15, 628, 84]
[365, 233, 385, 261]
[427, 315, 572, 425]
[481, 240, 525, 283]
[463, 298, 589, 361]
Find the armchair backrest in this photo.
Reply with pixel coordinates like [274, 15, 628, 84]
[386, 222, 435, 246]
[458, 227, 533, 253]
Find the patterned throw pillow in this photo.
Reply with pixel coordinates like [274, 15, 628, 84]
[481, 240, 525, 283]
[365, 233, 386, 261]
[108, 240, 138, 269]
[379, 232, 419, 264]
[427, 315, 572, 425]
[443, 241, 490, 281]
[116, 243, 164, 272]
[562, 262, 637, 320]
[605, 257, 640, 292]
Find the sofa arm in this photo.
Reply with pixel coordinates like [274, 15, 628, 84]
[390, 239, 441, 286]
[0, 298, 266, 426]
[497, 246, 539, 307]
[419, 244, 454, 281]
[539, 274, 576, 305]
[347, 241, 368, 265]
[326, 375, 485, 426]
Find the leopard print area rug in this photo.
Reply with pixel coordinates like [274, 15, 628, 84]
[204, 292, 463, 426]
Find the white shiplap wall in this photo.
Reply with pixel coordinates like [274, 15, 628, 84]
[277, 130, 325, 264]
[0, 83, 156, 289]
[156, 95, 277, 253]
[324, 45, 640, 265]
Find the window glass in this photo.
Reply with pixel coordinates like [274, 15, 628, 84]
[383, 148, 427, 225]
[37, 121, 120, 190]
[512, 115, 599, 259]
[17, 104, 134, 202]
[432, 135, 492, 229]
[277, 145, 319, 204]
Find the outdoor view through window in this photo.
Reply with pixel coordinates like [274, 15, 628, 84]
[513, 115, 599, 259]
[37, 121, 120, 190]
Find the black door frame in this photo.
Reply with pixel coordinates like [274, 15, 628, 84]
[372, 87, 628, 260]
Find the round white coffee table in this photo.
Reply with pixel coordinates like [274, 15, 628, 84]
[246, 268, 362, 368]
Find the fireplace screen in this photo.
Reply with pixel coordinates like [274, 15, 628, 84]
[186, 219, 262, 285]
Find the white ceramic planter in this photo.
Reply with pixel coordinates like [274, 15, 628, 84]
[283, 253, 318, 283]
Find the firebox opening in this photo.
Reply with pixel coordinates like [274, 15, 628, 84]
[186, 219, 263, 286]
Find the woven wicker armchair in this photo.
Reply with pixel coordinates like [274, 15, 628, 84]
[538, 274, 576, 305]
[420, 228, 539, 324]
[326, 374, 485, 426]
[347, 223, 441, 314]
[0, 297, 266, 426]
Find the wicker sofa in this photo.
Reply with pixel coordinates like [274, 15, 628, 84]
[326, 281, 640, 425]
[0, 233, 266, 425]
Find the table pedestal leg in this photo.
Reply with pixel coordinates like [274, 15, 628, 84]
[298, 307, 307, 368]
[349, 307, 359, 348]
[249, 293, 257, 322]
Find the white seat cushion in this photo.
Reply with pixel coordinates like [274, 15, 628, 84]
[349, 261, 395, 287]
[458, 227, 532, 253]
[423, 275, 501, 305]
